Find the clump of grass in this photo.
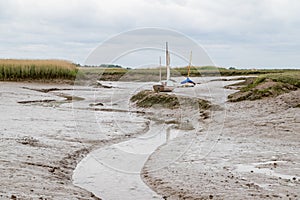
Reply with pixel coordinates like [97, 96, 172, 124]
[254, 72, 300, 87]
[228, 71, 300, 102]
[0, 59, 78, 81]
[130, 90, 179, 109]
[130, 90, 211, 110]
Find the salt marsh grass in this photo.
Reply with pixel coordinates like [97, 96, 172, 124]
[0, 59, 78, 81]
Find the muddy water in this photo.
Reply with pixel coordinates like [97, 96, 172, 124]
[73, 121, 189, 199]
[72, 77, 241, 199]
[235, 161, 300, 180]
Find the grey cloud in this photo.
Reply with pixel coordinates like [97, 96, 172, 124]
[0, 0, 299, 68]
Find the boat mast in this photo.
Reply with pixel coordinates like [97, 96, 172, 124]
[166, 42, 170, 81]
[188, 51, 192, 77]
[159, 56, 162, 82]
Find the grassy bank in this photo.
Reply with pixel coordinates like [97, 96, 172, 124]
[3, 59, 298, 85]
[228, 71, 300, 102]
[0, 59, 78, 81]
[79, 66, 296, 82]
[174, 66, 289, 77]
[130, 90, 211, 110]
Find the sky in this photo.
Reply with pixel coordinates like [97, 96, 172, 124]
[0, 0, 300, 69]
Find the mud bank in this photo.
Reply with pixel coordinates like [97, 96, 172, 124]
[142, 89, 300, 199]
[3, 76, 298, 200]
[0, 81, 151, 199]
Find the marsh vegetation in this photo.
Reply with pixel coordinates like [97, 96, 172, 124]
[130, 90, 211, 110]
[0, 59, 78, 81]
[228, 71, 300, 102]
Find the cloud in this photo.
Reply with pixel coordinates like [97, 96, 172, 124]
[0, 0, 299, 68]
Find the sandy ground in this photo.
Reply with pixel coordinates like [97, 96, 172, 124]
[1, 79, 299, 200]
[142, 89, 300, 199]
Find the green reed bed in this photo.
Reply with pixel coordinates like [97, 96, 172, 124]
[0, 59, 78, 81]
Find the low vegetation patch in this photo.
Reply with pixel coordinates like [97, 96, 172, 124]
[174, 66, 289, 77]
[80, 66, 298, 82]
[0, 59, 78, 81]
[130, 90, 211, 110]
[228, 71, 300, 102]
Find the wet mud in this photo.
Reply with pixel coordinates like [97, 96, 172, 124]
[0, 81, 150, 199]
[142, 86, 300, 199]
[1, 77, 299, 200]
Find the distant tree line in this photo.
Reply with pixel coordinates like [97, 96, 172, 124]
[74, 63, 127, 68]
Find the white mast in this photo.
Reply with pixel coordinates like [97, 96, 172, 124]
[166, 42, 170, 81]
[188, 51, 192, 77]
[159, 56, 162, 82]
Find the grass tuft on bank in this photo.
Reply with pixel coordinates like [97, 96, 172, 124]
[130, 90, 211, 110]
[228, 71, 300, 102]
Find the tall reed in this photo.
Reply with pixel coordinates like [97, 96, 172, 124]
[0, 59, 78, 81]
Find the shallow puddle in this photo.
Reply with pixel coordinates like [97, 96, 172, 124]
[235, 161, 299, 180]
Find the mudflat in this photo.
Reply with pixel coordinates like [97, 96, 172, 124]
[1, 78, 299, 200]
[142, 89, 300, 199]
[0, 81, 150, 199]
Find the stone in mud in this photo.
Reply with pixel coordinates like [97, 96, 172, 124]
[16, 136, 39, 146]
[89, 102, 104, 106]
[10, 195, 17, 199]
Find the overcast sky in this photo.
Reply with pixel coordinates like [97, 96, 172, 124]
[0, 0, 299, 68]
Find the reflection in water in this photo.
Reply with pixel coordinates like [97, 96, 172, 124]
[166, 126, 171, 144]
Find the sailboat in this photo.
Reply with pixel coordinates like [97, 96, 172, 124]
[180, 51, 196, 87]
[153, 42, 175, 92]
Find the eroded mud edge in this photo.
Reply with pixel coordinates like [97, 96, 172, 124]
[140, 90, 300, 199]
